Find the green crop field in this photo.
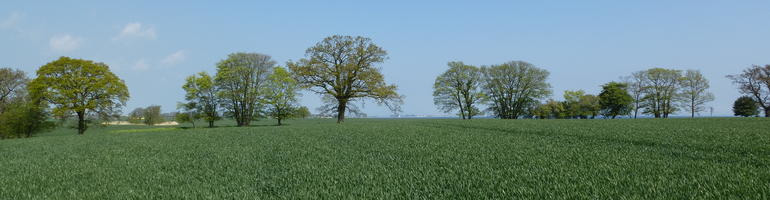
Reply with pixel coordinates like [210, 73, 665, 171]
[1, 118, 768, 199]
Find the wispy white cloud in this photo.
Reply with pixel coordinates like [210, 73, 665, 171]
[0, 12, 23, 29]
[131, 59, 150, 71]
[161, 50, 186, 65]
[115, 22, 156, 40]
[49, 34, 83, 52]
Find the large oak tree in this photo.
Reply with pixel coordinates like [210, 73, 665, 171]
[29, 57, 129, 134]
[288, 35, 402, 123]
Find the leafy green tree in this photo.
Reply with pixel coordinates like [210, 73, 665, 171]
[433, 61, 484, 119]
[294, 106, 311, 118]
[642, 68, 681, 118]
[733, 96, 759, 117]
[183, 71, 220, 128]
[533, 99, 565, 119]
[481, 61, 551, 119]
[0, 69, 52, 139]
[679, 69, 714, 118]
[580, 94, 601, 119]
[563, 90, 586, 119]
[215, 53, 274, 126]
[288, 35, 403, 123]
[0, 99, 52, 139]
[142, 105, 163, 126]
[29, 57, 129, 134]
[262, 67, 300, 126]
[599, 82, 633, 119]
[727, 65, 770, 117]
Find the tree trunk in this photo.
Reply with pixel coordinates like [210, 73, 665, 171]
[691, 106, 695, 118]
[208, 120, 214, 128]
[765, 108, 770, 118]
[77, 111, 86, 135]
[278, 118, 282, 126]
[337, 99, 347, 123]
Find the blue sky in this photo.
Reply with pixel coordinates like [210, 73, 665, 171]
[1, 1, 769, 117]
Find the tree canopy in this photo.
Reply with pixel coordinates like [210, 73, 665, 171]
[183, 71, 219, 127]
[598, 82, 633, 119]
[215, 53, 274, 126]
[679, 69, 714, 118]
[733, 96, 759, 117]
[288, 35, 402, 123]
[29, 57, 129, 134]
[481, 61, 551, 119]
[433, 61, 484, 119]
[262, 67, 300, 126]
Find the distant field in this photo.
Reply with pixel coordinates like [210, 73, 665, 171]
[1, 118, 768, 199]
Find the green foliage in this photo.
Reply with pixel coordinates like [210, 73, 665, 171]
[288, 35, 403, 123]
[183, 71, 220, 127]
[142, 105, 163, 126]
[0, 99, 53, 139]
[1, 118, 769, 198]
[561, 90, 600, 119]
[293, 106, 311, 118]
[599, 82, 633, 119]
[261, 67, 300, 126]
[733, 96, 759, 117]
[640, 68, 681, 118]
[433, 61, 484, 119]
[28, 57, 129, 134]
[215, 53, 274, 126]
[481, 61, 551, 119]
[533, 99, 565, 119]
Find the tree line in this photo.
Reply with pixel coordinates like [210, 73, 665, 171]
[1, 35, 769, 138]
[433, 61, 770, 119]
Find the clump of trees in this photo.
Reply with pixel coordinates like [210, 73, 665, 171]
[728, 65, 770, 117]
[289, 35, 403, 123]
[531, 90, 601, 119]
[142, 105, 163, 125]
[29, 57, 129, 134]
[215, 53, 274, 126]
[432, 61, 484, 119]
[622, 68, 714, 118]
[180, 53, 316, 126]
[127, 105, 164, 125]
[481, 61, 551, 119]
[0, 68, 52, 139]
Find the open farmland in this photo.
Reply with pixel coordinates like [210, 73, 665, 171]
[1, 118, 769, 199]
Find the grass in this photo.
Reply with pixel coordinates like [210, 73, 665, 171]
[0, 118, 768, 199]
